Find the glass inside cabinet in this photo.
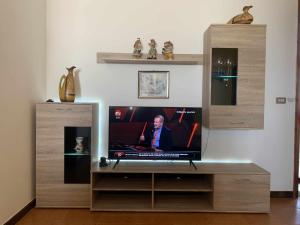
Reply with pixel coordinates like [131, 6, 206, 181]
[64, 127, 91, 184]
[211, 48, 238, 105]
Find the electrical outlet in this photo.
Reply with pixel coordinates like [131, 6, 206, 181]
[276, 97, 286, 104]
[287, 97, 296, 102]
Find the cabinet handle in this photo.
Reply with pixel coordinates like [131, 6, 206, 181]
[230, 122, 245, 125]
[55, 108, 72, 111]
[237, 178, 253, 183]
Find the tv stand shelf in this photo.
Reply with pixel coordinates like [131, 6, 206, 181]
[91, 162, 270, 212]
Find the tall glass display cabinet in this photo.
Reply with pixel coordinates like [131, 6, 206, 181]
[36, 103, 98, 207]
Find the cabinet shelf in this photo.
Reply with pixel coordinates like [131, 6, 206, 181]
[154, 174, 213, 192]
[92, 192, 152, 211]
[212, 76, 238, 78]
[97, 52, 203, 65]
[92, 179, 152, 191]
[92, 173, 152, 191]
[64, 153, 90, 156]
[154, 192, 213, 211]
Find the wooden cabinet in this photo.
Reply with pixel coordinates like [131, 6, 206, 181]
[214, 174, 270, 212]
[36, 103, 98, 207]
[203, 24, 266, 129]
[91, 162, 270, 212]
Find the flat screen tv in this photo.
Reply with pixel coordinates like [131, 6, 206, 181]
[109, 106, 201, 160]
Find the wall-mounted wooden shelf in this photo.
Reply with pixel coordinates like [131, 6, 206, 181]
[97, 52, 203, 65]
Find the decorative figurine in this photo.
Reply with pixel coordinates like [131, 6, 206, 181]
[162, 41, 174, 60]
[133, 38, 143, 58]
[227, 5, 254, 24]
[59, 66, 76, 102]
[74, 137, 84, 153]
[147, 39, 157, 59]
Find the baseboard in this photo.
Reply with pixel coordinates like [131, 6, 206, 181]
[270, 191, 293, 198]
[4, 199, 36, 225]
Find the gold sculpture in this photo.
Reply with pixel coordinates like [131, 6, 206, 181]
[227, 6, 254, 24]
[162, 41, 174, 60]
[147, 39, 157, 59]
[59, 66, 76, 102]
[133, 38, 143, 58]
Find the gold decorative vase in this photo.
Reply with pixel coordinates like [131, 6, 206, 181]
[59, 66, 76, 102]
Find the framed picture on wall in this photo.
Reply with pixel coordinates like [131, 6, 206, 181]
[138, 71, 170, 99]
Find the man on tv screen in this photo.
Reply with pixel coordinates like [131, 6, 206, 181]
[139, 115, 173, 151]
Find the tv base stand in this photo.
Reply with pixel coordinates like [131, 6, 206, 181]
[91, 162, 270, 213]
[112, 159, 120, 169]
[189, 160, 197, 170]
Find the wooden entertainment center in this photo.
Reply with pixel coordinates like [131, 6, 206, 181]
[91, 162, 270, 212]
[36, 24, 270, 212]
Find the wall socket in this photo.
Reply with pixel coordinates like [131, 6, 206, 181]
[276, 97, 286, 104]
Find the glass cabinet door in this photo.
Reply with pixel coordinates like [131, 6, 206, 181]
[64, 127, 91, 184]
[211, 48, 238, 105]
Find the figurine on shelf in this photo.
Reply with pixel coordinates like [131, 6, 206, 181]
[133, 38, 143, 58]
[227, 5, 254, 24]
[147, 39, 157, 59]
[74, 137, 84, 153]
[162, 41, 174, 60]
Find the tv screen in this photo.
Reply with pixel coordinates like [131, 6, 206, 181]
[109, 106, 201, 160]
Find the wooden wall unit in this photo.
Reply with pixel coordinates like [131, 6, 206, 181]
[36, 103, 98, 208]
[203, 24, 266, 129]
[91, 162, 270, 213]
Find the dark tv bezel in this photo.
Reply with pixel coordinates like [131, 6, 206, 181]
[108, 106, 202, 161]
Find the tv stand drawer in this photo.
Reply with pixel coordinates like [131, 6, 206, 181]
[214, 174, 270, 212]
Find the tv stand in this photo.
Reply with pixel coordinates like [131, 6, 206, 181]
[112, 159, 120, 169]
[91, 162, 270, 212]
[189, 160, 197, 170]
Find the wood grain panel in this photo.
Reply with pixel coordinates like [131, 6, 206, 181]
[214, 174, 270, 212]
[238, 48, 265, 105]
[36, 155, 64, 184]
[36, 126, 64, 184]
[210, 105, 264, 129]
[202, 29, 211, 127]
[92, 162, 269, 175]
[210, 24, 266, 49]
[36, 184, 90, 207]
[37, 103, 93, 127]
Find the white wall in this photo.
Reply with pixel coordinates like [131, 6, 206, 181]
[0, 0, 46, 224]
[47, 0, 297, 191]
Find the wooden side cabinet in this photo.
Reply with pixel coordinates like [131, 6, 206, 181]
[214, 174, 270, 212]
[203, 24, 266, 129]
[36, 103, 98, 207]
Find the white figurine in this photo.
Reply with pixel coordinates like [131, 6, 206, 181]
[133, 38, 143, 58]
